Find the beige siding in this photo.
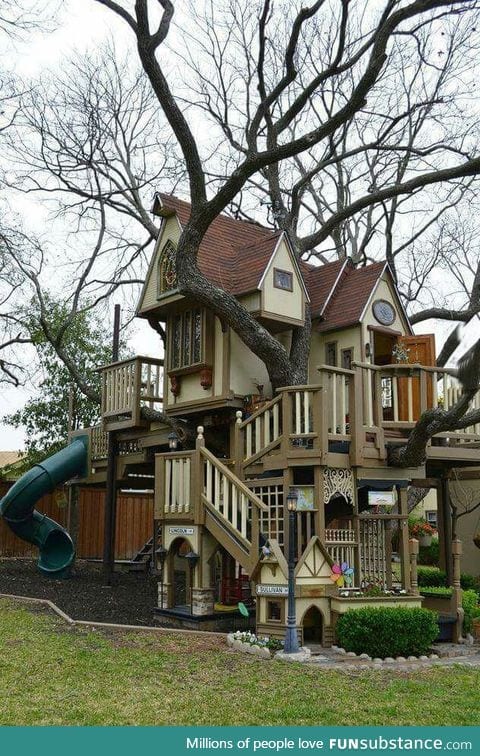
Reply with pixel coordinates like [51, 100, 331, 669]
[261, 239, 304, 322]
[238, 291, 261, 312]
[229, 331, 272, 398]
[138, 216, 182, 313]
[362, 276, 410, 339]
[309, 326, 361, 381]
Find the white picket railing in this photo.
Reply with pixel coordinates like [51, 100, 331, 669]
[164, 452, 194, 515]
[99, 356, 163, 425]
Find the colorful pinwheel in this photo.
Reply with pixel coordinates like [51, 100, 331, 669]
[330, 562, 354, 587]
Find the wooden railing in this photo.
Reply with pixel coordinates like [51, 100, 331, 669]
[91, 424, 108, 460]
[99, 355, 163, 427]
[236, 395, 283, 468]
[325, 528, 357, 576]
[354, 361, 480, 444]
[156, 451, 196, 519]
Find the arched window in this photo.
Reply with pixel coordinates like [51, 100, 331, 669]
[157, 240, 177, 296]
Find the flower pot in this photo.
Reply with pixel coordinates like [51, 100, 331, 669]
[419, 534, 432, 547]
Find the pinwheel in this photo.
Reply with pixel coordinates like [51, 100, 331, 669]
[330, 562, 354, 587]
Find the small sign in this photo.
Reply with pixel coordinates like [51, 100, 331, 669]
[168, 526, 195, 535]
[291, 485, 315, 511]
[256, 584, 289, 596]
[368, 491, 395, 508]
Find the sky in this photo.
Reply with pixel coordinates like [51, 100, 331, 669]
[0, 0, 477, 451]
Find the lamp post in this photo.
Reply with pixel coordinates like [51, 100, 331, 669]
[184, 550, 200, 616]
[156, 545, 168, 609]
[284, 489, 299, 653]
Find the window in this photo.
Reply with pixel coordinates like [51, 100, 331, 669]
[341, 348, 353, 370]
[325, 342, 337, 367]
[267, 600, 282, 622]
[273, 268, 293, 291]
[169, 308, 204, 370]
[157, 241, 177, 296]
[426, 510, 437, 529]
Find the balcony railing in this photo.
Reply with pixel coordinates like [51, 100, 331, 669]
[98, 356, 163, 428]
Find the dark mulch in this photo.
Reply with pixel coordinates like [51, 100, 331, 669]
[0, 558, 158, 626]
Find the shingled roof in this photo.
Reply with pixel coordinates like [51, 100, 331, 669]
[154, 194, 389, 328]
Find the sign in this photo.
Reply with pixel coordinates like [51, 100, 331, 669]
[291, 485, 315, 511]
[168, 526, 194, 535]
[368, 490, 395, 508]
[256, 584, 288, 596]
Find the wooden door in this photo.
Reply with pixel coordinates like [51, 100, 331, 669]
[397, 334, 436, 421]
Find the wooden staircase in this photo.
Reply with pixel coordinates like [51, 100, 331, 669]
[128, 537, 154, 572]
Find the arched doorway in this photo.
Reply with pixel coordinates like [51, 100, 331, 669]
[170, 538, 191, 609]
[302, 606, 323, 644]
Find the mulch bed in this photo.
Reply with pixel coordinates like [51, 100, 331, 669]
[0, 558, 158, 626]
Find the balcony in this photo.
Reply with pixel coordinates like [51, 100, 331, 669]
[98, 356, 164, 430]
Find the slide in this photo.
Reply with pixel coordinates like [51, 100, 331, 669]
[0, 436, 88, 575]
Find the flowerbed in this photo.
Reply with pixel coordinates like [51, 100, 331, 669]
[226, 630, 283, 659]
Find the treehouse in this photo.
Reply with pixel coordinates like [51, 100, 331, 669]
[72, 194, 480, 644]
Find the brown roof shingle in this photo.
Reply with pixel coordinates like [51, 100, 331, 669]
[155, 195, 386, 324]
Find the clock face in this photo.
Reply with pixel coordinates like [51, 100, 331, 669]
[373, 299, 396, 326]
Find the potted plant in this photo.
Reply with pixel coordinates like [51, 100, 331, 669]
[410, 518, 436, 547]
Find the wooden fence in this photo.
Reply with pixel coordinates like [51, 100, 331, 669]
[0, 483, 153, 561]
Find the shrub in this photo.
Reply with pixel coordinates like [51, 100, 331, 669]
[417, 566, 446, 587]
[460, 573, 478, 592]
[418, 537, 439, 566]
[462, 590, 480, 634]
[336, 607, 438, 658]
[420, 587, 452, 598]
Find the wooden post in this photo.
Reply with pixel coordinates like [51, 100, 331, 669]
[281, 390, 291, 458]
[409, 538, 419, 595]
[103, 304, 121, 585]
[349, 370, 364, 466]
[440, 476, 453, 584]
[194, 427, 205, 525]
[398, 486, 411, 592]
[233, 410, 243, 478]
[452, 538, 464, 643]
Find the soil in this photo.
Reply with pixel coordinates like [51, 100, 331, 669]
[0, 558, 158, 626]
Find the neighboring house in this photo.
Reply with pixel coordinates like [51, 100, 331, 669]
[35, 193, 480, 643]
[0, 452, 24, 482]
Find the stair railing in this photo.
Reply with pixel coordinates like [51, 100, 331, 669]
[234, 394, 283, 471]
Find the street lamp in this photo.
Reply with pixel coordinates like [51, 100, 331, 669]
[168, 432, 179, 451]
[156, 545, 168, 609]
[184, 550, 200, 616]
[284, 488, 299, 653]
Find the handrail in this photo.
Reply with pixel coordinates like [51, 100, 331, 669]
[200, 447, 268, 512]
[316, 363, 355, 376]
[96, 355, 164, 373]
[238, 394, 281, 428]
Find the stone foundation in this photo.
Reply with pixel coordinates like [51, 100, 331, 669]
[192, 588, 215, 615]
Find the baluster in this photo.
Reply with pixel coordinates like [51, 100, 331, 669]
[214, 465, 220, 512]
[393, 376, 399, 422]
[231, 485, 237, 529]
[264, 408, 271, 446]
[240, 494, 248, 538]
[255, 416, 261, 455]
[443, 374, 449, 410]
[331, 376, 337, 433]
[184, 458, 190, 512]
[295, 392, 301, 434]
[165, 459, 171, 513]
[206, 460, 213, 502]
[407, 377, 413, 422]
[432, 371, 438, 408]
[246, 424, 252, 459]
[367, 368, 374, 427]
[340, 376, 346, 434]
[304, 390, 310, 433]
[273, 402, 279, 440]
[177, 459, 184, 513]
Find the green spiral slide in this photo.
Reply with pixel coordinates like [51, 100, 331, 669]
[0, 436, 88, 575]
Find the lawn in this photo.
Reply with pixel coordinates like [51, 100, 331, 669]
[1, 600, 479, 726]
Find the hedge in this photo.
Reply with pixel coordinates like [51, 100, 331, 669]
[336, 607, 438, 658]
[417, 567, 478, 593]
[462, 590, 480, 634]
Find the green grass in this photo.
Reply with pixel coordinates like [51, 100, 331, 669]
[0, 601, 479, 726]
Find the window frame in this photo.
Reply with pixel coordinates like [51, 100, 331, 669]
[266, 599, 284, 623]
[157, 240, 178, 298]
[168, 307, 207, 374]
[273, 267, 294, 292]
[341, 348, 354, 371]
[325, 341, 338, 367]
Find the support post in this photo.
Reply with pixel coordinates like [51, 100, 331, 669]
[398, 486, 411, 592]
[284, 496, 299, 654]
[440, 476, 453, 584]
[452, 538, 464, 643]
[409, 538, 419, 596]
[103, 304, 121, 585]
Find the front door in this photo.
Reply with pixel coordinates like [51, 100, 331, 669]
[397, 334, 436, 421]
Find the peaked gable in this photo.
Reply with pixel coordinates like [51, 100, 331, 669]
[295, 536, 333, 582]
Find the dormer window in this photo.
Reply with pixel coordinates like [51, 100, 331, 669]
[273, 268, 293, 291]
[157, 240, 177, 296]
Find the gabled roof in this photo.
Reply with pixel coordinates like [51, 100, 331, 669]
[316, 261, 387, 332]
[154, 193, 279, 296]
[152, 194, 405, 331]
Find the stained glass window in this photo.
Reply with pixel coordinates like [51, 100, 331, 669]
[157, 241, 177, 295]
[169, 308, 204, 370]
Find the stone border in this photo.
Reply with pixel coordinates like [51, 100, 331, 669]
[226, 633, 272, 659]
[0, 593, 227, 639]
[331, 645, 439, 663]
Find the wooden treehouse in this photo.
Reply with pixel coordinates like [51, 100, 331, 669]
[72, 194, 480, 644]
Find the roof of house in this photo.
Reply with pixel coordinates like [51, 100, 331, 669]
[0, 451, 23, 469]
[154, 194, 391, 329]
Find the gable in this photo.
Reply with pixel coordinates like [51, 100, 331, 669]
[361, 272, 413, 335]
[260, 236, 308, 324]
[137, 215, 183, 315]
[295, 536, 333, 584]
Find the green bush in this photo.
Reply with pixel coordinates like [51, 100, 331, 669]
[462, 590, 480, 634]
[418, 537, 439, 566]
[417, 567, 446, 587]
[420, 587, 452, 598]
[460, 573, 478, 592]
[336, 607, 438, 658]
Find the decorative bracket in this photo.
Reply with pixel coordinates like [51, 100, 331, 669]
[323, 467, 355, 506]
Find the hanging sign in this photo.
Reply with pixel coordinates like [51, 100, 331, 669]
[256, 584, 289, 596]
[168, 526, 195, 536]
[368, 491, 395, 508]
[291, 485, 315, 511]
